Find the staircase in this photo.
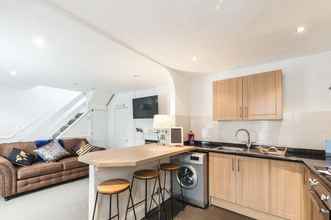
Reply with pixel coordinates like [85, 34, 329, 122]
[0, 89, 94, 143]
[51, 110, 90, 139]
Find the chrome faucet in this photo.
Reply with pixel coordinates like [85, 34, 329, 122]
[235, 129, 253, 150]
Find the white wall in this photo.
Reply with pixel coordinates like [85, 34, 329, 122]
[0, 85, 81, 142]
[169, 70, 192, 137]
[108, 86, 171, 147]
[190, 51, 331, 150]
[63, 90, 113, 145]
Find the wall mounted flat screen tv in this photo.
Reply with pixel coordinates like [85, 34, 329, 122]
[133, 95, 159, 119]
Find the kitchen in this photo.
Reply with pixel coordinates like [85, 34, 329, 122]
[1, 1, 331, 220]
[80, 63, 331, 220]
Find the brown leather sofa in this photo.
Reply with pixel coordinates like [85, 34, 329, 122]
[0, 138, 89, 200]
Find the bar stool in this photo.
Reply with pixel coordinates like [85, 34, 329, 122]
[125, 169, 164, 219]
[91, 179, 136, 220]
[160, 163, 185, 219]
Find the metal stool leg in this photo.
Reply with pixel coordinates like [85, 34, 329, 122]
[170, 170, 174, 220]
[144, 179, 148, 218]
[149, 178, 158, 211]
[92, 192, 99, 220]
[109, 195, 112, 220]
[117, 193, 120, 220]
[162, 170, 167, 199]
[125, 177, 136, 220]
[158, 174, 166, 220]
[129, 186, 137, 220]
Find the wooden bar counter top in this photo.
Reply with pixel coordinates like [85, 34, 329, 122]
[79, 144, 194, 168]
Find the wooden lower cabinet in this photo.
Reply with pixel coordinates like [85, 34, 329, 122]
[209, 153, 307, 220]
[209, 153, 236, 203]
[269, 160, 305, 220]
[236, 156, 270, 212]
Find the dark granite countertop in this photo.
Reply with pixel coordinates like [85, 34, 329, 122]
[186, 141, 331, 190]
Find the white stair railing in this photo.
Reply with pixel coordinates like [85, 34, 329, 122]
[51, 109, 92, 139]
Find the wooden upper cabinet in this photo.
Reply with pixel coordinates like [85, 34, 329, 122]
[243, 70, 283, 120]
[213, 77, 243, 121]
[213, 70, 283, 121]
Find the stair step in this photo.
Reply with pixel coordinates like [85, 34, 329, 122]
[75, 113, 84, 118]
[67, 119, 76, 125]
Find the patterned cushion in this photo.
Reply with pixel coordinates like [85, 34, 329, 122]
[76, 144, 100, 156]
[8, 148, 35, 166]
[70, 140, 88, 155]
[34, 141, 71, 162]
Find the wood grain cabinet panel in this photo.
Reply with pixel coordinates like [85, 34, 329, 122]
[236, 156, 270, 213]
[212, 70, 283, 121]
[209, 154, 307, 219]
[209, 153, 236, 203]
[270, 160, 305, 220]
[213, 78, 243, 121]
[243, 70, 283, 120]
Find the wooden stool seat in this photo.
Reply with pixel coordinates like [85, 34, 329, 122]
[133, 169, 159, 180]
[160, 163, 180, 171]
[97, 179, 130, 195]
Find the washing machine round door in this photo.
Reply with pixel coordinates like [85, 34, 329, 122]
[177, 165, 198, 189]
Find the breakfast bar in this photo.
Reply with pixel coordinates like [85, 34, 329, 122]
[79, 144, 194, 220]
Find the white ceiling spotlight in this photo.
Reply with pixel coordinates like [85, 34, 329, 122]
[192, 56, 198, 62]
[33, 36, 47, 48]
[9, 70, 17, 76]
[296, 26, 305, 33]
[216, 0, 224, 10]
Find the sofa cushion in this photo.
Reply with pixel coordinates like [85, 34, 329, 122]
[0, 142, 36, 158]
[34, 141, 71, 162]
[61, 138, 89, 153]
[17, 162, 63, 180]
[8, 148, 35, 166]
[60, 157, 87, 170]
[35, 140, 52, 148]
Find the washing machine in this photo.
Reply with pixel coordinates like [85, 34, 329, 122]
[171, 152, 208, 208]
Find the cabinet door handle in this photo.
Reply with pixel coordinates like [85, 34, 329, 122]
[237, 159, 240, 172]
[245, 107, 248, 118]
[232, 159, 234, 171]
[240, 107, 243, 118]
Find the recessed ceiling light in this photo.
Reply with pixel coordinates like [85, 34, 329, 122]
[9, 70, 17, 76]
[216, 0, 224, 10]
[296, 26, 305, 33]
[192, 56, 198, 62]
[33, 36, 47, 48]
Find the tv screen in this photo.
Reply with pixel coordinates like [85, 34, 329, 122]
[133, 96, 158, 119]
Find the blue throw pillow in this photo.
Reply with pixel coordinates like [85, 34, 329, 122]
[35, 139, 52, 148]
[57, 139, 65, 148]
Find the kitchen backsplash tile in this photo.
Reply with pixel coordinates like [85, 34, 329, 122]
[191, 111, 331, 150]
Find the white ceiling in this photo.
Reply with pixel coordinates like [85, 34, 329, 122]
[1, 0, 331, 92]
[49, 0, 331, 73]
[0, 0, 171, 92]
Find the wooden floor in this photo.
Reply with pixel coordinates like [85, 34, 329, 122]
[148, 199, 254, 220]
[175, 205, 254, 220]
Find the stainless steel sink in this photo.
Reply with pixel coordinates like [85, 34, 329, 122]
[216, 146, 245, 151]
